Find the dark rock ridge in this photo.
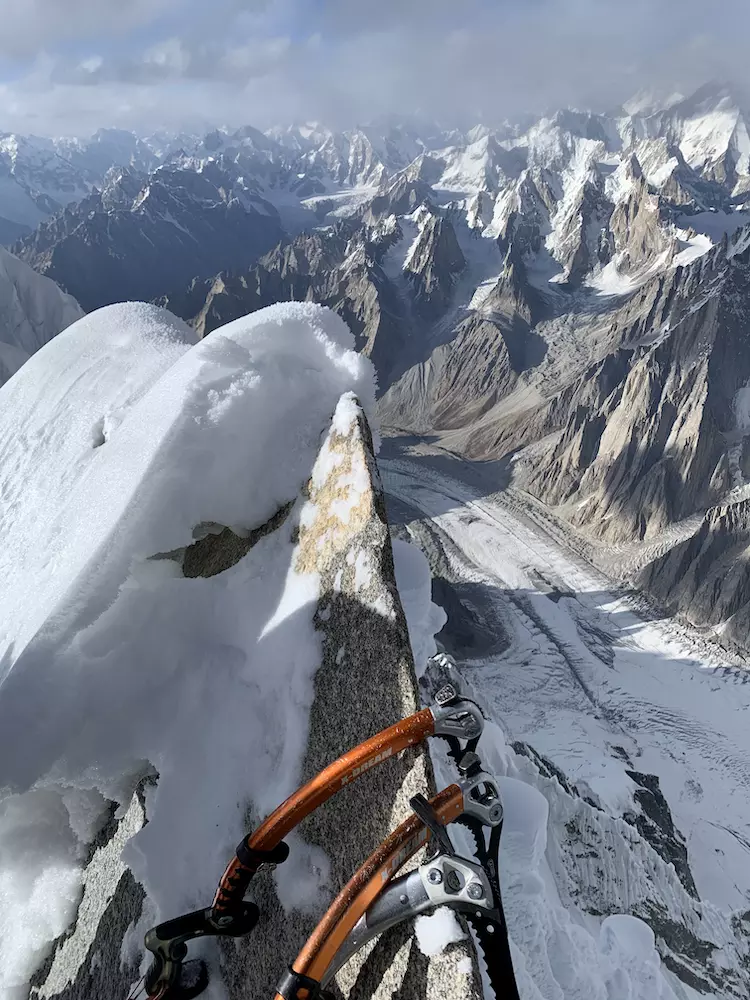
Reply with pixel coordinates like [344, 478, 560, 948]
[403, 213, 466, 318]
[623, 770, 698, 898]
[163, 204, 472, 390]
[362, 174, 435, 222]
[162, 226, 406, 382]
[639, 495, 750, 643]
[13, 164, 283, 311]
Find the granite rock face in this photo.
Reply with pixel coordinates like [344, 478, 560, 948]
[518, 242, 750, 545]
[608, 154, 674, 271]
[554, 167, 613, 285]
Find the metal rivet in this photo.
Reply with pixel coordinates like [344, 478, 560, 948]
[446, 870, 462, 892]
[467, 882, 484, 900]
[216, 915, 233, 927]
[427, 868, 443, 884]
[399, 894, 409, 904]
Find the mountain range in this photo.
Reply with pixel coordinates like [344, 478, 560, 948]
[6, 81, 750, 647]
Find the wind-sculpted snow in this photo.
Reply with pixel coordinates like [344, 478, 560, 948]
[0, 301, 377, 994]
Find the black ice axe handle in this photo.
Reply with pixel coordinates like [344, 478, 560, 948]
[144, 902, 259, 999]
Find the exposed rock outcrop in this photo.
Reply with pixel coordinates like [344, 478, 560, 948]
[168, 228, 352, 336]
[380, 298, 545, 435]
[553, 165, 613, 285]
[622, 771, 698, 899]
[225, 396, 480, 1000]
[487, 238, 750, 548]
[608, 154, 673, 270]
[633, 138, 731, 213]
[379, 244, 545, 434]
[364, 175, 434, 222]
[492, 170, 551, 259]
[327, 135, 385, 187]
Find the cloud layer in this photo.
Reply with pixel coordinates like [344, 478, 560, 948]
[0, 0, 748, 135]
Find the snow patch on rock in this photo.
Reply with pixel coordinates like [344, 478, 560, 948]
[415, 909, 466, 957]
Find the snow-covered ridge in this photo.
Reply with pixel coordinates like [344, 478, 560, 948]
[0, 301, 377, 993]
[0, 293, 717, 1000]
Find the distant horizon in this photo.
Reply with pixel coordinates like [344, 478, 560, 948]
[0, 79, 744, 142]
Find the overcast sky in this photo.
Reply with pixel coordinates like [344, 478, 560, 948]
[0, 0, 746, 136]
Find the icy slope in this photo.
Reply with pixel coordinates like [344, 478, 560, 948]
[0, 246, 82, 384]
[0, 301, 376, 995]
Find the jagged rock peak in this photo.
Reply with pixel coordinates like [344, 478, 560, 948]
[404, 213, 466, 318]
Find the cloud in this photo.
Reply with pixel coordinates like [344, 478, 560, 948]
[53, 35, 294, 90]
[2, 0, 750, 134]
[0, 0, 180, 59]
